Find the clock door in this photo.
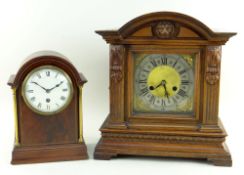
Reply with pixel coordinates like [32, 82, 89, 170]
[127, 47, 201, 126]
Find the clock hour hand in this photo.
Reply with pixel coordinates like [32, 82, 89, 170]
[47, 81, 64, 93]
[31, 81, 48, 92]
[149, 80, 169, 99]
[162, 80, 169, 99]
[149, 82, 162, 90]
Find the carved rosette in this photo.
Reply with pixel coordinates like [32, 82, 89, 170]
[206, 46, 221, 85]
[110, 45, 124, 83]
[152, 21, 179, 39]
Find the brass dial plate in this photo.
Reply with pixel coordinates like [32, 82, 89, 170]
[133, 54, 195, 114]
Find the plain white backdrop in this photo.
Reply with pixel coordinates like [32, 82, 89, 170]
[0, 0, 242, 174]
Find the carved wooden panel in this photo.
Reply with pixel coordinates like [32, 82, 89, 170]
[110, 46, 123, 83]
[102, 133, 225, 143]
[152, 21, 180, 39]
[203, 46, 221, 125]
[109, 45, 125, 123]
[206, 47, 221, 85]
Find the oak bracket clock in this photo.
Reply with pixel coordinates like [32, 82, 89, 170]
[8, 51, 88, 164]
[94, 12, 236, 166]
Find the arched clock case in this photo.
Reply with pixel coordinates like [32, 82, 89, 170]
[8, 51, 88, 164]
[94, 12, 236, 166]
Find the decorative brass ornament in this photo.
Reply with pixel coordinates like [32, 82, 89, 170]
[12, 88, 19, 146]
[182, 54, 193, 66]
[79, 86, 83, 143]
[152, 21, 180, 39]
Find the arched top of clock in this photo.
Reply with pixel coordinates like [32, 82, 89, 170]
[96, 11, 236, 45]
[8, 51, 87, 88]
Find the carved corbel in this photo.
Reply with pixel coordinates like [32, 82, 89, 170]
[206, 46, 221, 85]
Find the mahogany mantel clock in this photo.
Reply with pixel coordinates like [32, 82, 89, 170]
[8, 51, 88, 164]
[94, 12, 236, 166]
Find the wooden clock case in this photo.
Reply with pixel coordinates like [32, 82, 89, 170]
[94, 12, 236, 166]
[8, 51, 88, 164]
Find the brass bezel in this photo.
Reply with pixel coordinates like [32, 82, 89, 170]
[21, 65, 74, 116]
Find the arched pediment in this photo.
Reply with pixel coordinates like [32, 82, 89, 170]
[96, 12, 236, 44]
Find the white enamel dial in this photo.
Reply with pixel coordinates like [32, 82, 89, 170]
[22, 65, 73, 115]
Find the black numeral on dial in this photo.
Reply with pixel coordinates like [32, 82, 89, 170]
[139, 87, 149, 96]
[181, 80, 190, 85]
[37, 102, 42, 108]
[138, 79, 147, 84]
[46, 71, 50, 77]
[161, 56, 167, 65]
[60, 96, 66, 101]
[36, 73, 41, 79]
[150, 59, 157, 67]
[149, 95, 156, 104]
[172, 59, 178, 68]
[177, 89, 187, 97]
[161, 99, 166, 107]
[172, 97, 178, 104]
[142, 69, 150, 73]
[179, 69, 187, 75]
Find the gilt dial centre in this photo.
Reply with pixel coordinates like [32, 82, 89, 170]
[147, 65, 181, 97]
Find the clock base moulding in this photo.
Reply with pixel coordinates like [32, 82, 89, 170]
[11, 142, 88, 164]
[94, 119, 231, 166]
[94, 137, 231, 166]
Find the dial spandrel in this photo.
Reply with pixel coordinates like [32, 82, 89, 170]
[22, 65, 73, 115]
[134, 54, 195, 114]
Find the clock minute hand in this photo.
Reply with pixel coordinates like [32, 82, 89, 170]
[47, 81, 64, 92]
[31, 81, 48, 92]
